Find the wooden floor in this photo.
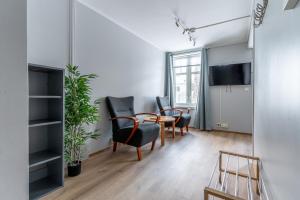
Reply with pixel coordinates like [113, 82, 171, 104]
[43, 129, 252, 200]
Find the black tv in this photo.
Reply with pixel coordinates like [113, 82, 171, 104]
[209, 63, 251, 86]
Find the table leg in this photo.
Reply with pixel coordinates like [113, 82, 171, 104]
[172, 121, 175, 139]
[160, 122, 165, 146]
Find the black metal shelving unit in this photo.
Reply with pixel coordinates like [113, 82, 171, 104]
[28, 64, 64, 200]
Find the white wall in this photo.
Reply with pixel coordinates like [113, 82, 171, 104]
[254, 0, 300, 199]
[0, 0, 28, 199]
[75, 2, 165, 154]
[27, 0, 70, 68]
[208, 43, 253, 133]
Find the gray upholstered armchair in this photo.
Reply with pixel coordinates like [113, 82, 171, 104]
[156, 96, 191, 136]
[106, 96, 160, 161]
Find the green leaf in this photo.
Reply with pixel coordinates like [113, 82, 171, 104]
[64, 64, 101, 164]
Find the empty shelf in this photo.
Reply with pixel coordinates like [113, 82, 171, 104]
[29, 151, 61, 168]
[29, 177, 62, 200]
[29, 96, 62, 99]
[29, 120, 62, 128]
[28, 64, 64, 200]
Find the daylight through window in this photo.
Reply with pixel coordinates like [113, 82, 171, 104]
[172, 51, 201, 107]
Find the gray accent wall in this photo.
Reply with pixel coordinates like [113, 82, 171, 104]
[74, 2, 165, 154]
[208, 43, 253, 133]
[254, 0, 300, 199]
[27, 0, 70, 68]
[0, 0, 28, 199]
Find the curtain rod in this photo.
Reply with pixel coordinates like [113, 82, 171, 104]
[169, 42, 249, 55]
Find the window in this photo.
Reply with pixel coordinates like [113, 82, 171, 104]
[172, 52, 201, 107]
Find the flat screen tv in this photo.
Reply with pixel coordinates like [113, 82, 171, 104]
[209, 63, 251, 86]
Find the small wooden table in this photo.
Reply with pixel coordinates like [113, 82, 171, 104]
[144, 116, 175, 146]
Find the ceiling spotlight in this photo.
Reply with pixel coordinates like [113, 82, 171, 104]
[175, 19, 180, 27]
[174, 17, 197, 47]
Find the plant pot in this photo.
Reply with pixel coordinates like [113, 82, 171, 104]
[67, 161, 82, 177]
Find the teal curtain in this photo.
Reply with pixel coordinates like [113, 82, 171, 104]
[194, 48, 211, 130]
[164, 52, 175, 107]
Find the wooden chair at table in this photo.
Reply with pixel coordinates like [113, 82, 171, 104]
[156, 96, 192, 136]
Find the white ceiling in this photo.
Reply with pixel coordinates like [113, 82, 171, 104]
[79, 0, 253, 51]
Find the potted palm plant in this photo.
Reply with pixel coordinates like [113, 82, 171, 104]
[64, 64, 100, 177]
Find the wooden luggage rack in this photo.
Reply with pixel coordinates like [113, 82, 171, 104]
[204, 151, 270, 200]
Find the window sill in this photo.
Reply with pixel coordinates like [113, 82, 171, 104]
[175, 105, 196, 110]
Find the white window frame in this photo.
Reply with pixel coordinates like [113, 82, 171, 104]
[172, 52, 201, 107]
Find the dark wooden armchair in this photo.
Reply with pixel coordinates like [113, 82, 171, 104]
[106, 96, 160, 161]
[156, 96, 191, 136]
